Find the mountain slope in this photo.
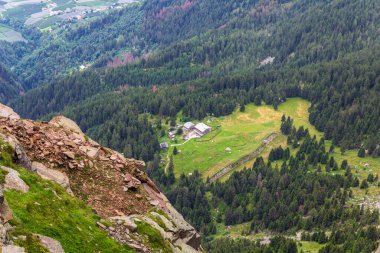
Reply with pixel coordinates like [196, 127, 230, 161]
[0, 104, 201, 252]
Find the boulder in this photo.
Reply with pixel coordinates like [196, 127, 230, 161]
[0, 134, 33, 171]
[0, 104, 20, 120]
[1, 166, 29, 193]
[63, 151, 75, 160]
[79, 146, 100, 159]
[124, 173, 141, 190]
[0, 201, 13, 226]
[109, 216, 137, 231]
[32, 162, 70, 189]
[2, 245, 26, 253]
[50, 116, 98, 145]
[50, 116, 84, 138]
[35, 234, 65, 253]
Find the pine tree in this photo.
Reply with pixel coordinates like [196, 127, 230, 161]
[167, 155, 175, 185]
[360, 179, 369, 189]
[358, 147, 366, 157]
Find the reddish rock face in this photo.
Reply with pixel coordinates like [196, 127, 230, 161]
[0, 113, 153, 217]
[0, 104, 201, 252]
[124, 173, 142, 190]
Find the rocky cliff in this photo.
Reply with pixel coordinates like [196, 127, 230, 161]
[0, 104, 201, 253]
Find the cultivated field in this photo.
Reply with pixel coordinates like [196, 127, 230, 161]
[0, 0, 139, 29]
[0, 24, 26, 42]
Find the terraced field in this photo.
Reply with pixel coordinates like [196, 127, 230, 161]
[0, 0, 139, 28]
[0, 24, 26, 42]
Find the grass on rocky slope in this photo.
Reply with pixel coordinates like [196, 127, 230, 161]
[135, 220, 172, 252]
[0, 139, 134, 253]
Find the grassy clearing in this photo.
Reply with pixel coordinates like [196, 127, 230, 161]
[166, 98, 318, 178]
[166, 103, 284, 177]
[79, 0, 113, 7]
[298, 241, 325, 253]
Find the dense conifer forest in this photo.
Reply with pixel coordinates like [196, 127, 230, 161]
[6, 0, 379, 159]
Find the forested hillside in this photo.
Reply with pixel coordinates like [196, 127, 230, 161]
[11, 0, 380, 160]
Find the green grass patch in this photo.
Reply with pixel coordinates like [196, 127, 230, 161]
[135, 221, 172, 252]
[79, 1, 113, 7]
[169, 97, 380, 184]
[298, 241, 325, 253]
[0, 24, 25, 43]
[0, 167, 8, 184]
[52, 3, 76, 11]
[148, 213, 169, 232]
[5, 167, 134, 253]
[0, 25, 10, 32]
[52, 0, 72, 5]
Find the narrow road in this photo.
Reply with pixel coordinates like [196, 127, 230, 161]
[170, 139, 191, 147]
[209, 132, 278, 182]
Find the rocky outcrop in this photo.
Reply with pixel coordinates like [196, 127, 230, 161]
[35, 234, 65, 253]
[124, 173, 142, 190]
[1, 166, 29, 193]
[31, 162, 72, 194]
[0, 104, 201, 252]
[0, 185, 13, 248]
[0, 104, 20, 120]
[2, 245, 26, 253]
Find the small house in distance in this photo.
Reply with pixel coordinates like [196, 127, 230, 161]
[194, 123, 211, 136]
[183, 122, 195, 132]
[160, 142, 169, 149]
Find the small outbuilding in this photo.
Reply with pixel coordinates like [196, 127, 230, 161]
[160, 142, 169, 149]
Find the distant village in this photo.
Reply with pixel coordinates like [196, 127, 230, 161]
[160, 121, 212, 149]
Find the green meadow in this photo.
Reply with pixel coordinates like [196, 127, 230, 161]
[164, 97, 380, 187]
[167, 100, 284, 177]
[167, 98, 315, 178]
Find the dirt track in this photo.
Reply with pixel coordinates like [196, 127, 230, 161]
[209, 132, 278, 182]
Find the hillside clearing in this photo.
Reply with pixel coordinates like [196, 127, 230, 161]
[163, 97, 380, 186]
